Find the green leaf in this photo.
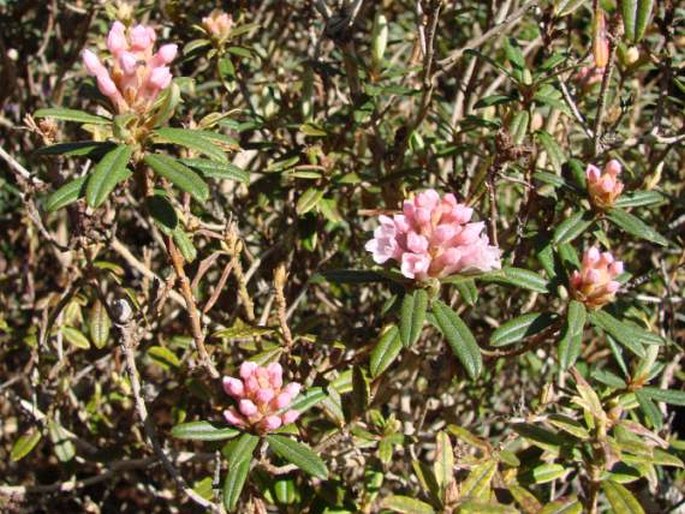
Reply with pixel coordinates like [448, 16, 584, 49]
[459, 501, 518, 513]
[490, 312, 557, 347]
[148, 345, 181, 370]
[634, 390, 663, 430]
[370, 325, 402, 378]
[635, 0, 654, 42]
[44, 177, 87, 212]
[536, 130, 566, 172]
[173, 229, 197, 263]
[380, 496, 435, 514]
[48, 420, 75, 462]
[622, 0, 638, 41]
[223, 457, 251, 512]
[86, 145, 133, 207]
[224, 433, 259, 466]
[553, 211, 594, 245]
[481, 266, 549, 293]
[144, 153, 209, 202]
[265, 435, 328, 479]
[171, 421, 240, 441]
[474, 94, 517, 109]
[606, 208, 668, 246]
[588, 310, 647, 358]
[558, 300, 586, 370]
[146, 193, 178, 232]
[296, 187, 325, 215]
[89, 300, 111, 349]
[431, 300, 482, 380]
[11, 429, 42, 462]
[640, 387, 685, 406]
[400, 289, 428, 348]
[180, 158, 249, 183]
[455, 279, 479, 306]
[61, 326, 90, 349]
[461, 460, 497, 499]
[149, 81, 181, 127]
[34, 107, 110, 125]
[520, 464, 569, 484]
[613, 191, 664, 208]
[539, 498, 583, 514]
[602, 480, 645, 514]
[153, 128, 228, 163]
[434, 431, 454, 494]
[547, 414, 590, 439]
[510, 112, 530, 145]
[35, 141, 115, 157]
[284, 387, 326, 414]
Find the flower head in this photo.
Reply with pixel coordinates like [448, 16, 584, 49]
[82, 21, 177, 114]
[570, 247, 624, 309]
[202, 10, 233, 41]
[365, 189, 501, 281]
[222, 361, 301, 434]
[586, 159, 624, 209]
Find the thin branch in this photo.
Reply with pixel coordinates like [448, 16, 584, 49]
[435, 0, 538, 78]
[167, 237, 219, 378]
[114, 316, 222, 513]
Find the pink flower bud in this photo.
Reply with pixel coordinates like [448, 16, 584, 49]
[586, 165, 601, 182]
[283, 382, 301, 399]
[148, 66, 172, 90]
[255, 388, 275, 405]
[571, 248, 624, 309]
[240, 361, 258, 379]
[261, 415, 282, 432]
[222, 377, 244, 398]
[274, 392, 292, 409]
[239, 399, 258, 418]
[107, 21, 128, 55]
[267, 362, 283, 388]
[281, 410, 300, 425]
[119, 51, 139, 75]
[605, 281, 620, 293]
[156, 44, 177, 64]
[82, 49, 104, 76]
[130, 24, 155, 51]
[605, 159, 621, 176]
[224, 408, 246, 427]
[367, 189, 500, 280]
[587, 161, 624, 209]
[97, 72, 118, 97]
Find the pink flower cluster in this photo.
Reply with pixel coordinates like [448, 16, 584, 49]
[570, 247, 624, 309]
[82, 22, 177, 114]
[223, 362, 301, 433]
[365, 189, 501, 280]
[202, 10, 233, 40]
[587, 160, 624, 209]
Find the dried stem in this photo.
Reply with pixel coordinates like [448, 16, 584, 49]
[273, 264, 294, 349]
[115, 317, 222, 513]
[167, 236, 219, 378]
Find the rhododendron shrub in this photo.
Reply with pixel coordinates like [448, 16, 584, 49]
[1, 2, 682, 513]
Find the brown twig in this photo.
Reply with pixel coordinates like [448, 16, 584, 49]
[167, 237, 219, 378]
[114, 314, 222, 513]
[273, 264, 294, 349]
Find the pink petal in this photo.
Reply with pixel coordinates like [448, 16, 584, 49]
[586, 164, 601, 182]
[281, 410, 300, 425]
[240, 361, 258, 380]
[239, 399, 258, 418]
[223, 408, 246, 427]
[260, 415, 282, 432]
[222, 377, 244, 398]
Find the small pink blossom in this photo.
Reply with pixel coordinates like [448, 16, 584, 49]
[222, 361, 301, 434]
[82, 21, 176, 114]
[202, 10, 233, 40]
[365, 189, 501, 281]
[570, 247, 624, 309]
[586, 159, 624, 209]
